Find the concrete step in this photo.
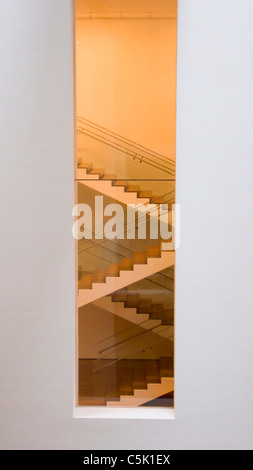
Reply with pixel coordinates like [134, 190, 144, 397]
[88, 168, 105, 177]
[78, 273, 93, 289]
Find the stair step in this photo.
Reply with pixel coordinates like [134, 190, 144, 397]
[136, 299, 152, 313]
[78, 250, 175, 306]
[78, 397, 106, 406]
[112, 291, 127, 302]
[119, 258, 133, 270]
[125, 298, 139, 308]
[160, 309, 174, 326]
[150, 304, 164, 314]
[138, 190, 152, 198]
[113, 180, 128, 189]
[133, 252, 147, 264]
[88, 168, 105, 177]
[146, 364, 161, 384]
[102, 174, 116, 180]
[126, 185, 140, 193]
[125, 292, 140, 307]
[106, 382, 120, 400]
[146, 246, 161, 258]
[160, 357, 173, 378]
[120, 369, 133, 396]
[133, 368, 147, 390]
[149, 312, 164, 322]
[78, 161, 93, 171]
[152, 312, 170, 325]
[78, 273, 93, 289]
[106, 264, 120, 277]
[150, 195, 166, 204]
[93, 269, 106, 283]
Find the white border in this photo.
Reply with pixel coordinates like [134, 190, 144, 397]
[73, 406, 175, 420]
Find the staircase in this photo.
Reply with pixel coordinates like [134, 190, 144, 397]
[107, 377, 174, 407]
[78, 249, 175, 306]
[93, 292, 174, 339]
[77, 117, 175, 407]
[106, 357, 173, 407]
[79, 357, 173, 407]
[77, 163, 174, 208]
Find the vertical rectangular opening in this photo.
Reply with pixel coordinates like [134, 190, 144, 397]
[74, 0, 177, 413]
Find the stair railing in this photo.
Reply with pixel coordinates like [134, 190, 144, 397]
[76, 116, 175, 176]
[93, 335, 171, 373]
[98, 303, 173, 346]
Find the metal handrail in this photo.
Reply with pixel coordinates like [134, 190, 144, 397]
[98, 324, 169, 356]
[93, 336, 170, 373]
[77, 116, 175, 166]
[99, 298, 173, 345]
[76, 116, 175, 175]
[77, 126, 175, 176]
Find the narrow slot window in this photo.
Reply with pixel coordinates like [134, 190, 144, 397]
[74, 0, 177, 410]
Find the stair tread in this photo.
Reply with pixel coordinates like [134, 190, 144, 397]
[106, 264, 120, 277]
[78, 162, 92, 170]
[93, 269, 106, 283]
[113, 180, 128, 188]
[150, 304, 164, 313]
[136, 300, 152, 312]
[133, 252, 147, 264]
[102, 174, 116, 180]
[126, 185, 140, 192]
[138, 190, 152, 198]
[119, 258, 133, 270]
[150, 195, 166, 203]
[160, 357, 174, 377]
[112, 292, 127, 302]
[78, 273, 93, 289]
[88, 168, 105, 176]
[133, 368, 147, 390]
[146, 246, 161, 258]
[120, 369, 133, 395]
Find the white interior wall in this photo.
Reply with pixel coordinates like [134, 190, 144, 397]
[0, 0, 253, 449]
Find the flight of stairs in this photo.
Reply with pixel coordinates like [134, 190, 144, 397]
[106, 357, 173, 407]
[93, 292, 174, 339]
[77, 159, 175, 407]
[77, 161, 175, 307]
[78, 249, 175, 306]
[78, 357, 173, 407]
[76, 162, 174, 207]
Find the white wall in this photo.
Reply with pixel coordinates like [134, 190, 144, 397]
[0, 0, 253, 449]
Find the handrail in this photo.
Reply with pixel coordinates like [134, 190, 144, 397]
[98, 324, 170, 356]
[93, 336, 169, 373]
[99, 298, 173, 345]
[76, 116, 175, 176]
[77, 116, 175, 166]
[77, 125, 175, 176]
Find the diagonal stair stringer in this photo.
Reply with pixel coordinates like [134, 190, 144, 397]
[93, 296, 174, 339]
[106, 377, 174, 407]
[78, 251, 175, 307]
